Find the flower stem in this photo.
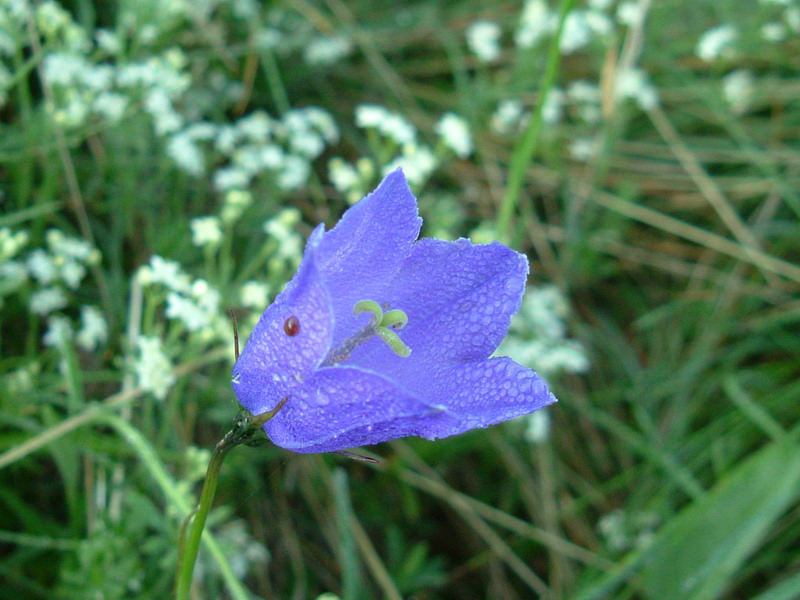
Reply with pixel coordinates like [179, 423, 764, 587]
[175, 436, 234, 600]
[175, 401, 287, 599]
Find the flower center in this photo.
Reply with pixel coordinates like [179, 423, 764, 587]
[323, 299, 411, 366]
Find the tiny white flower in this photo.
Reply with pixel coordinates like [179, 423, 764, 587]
[60, 259, 86, 289]
[240, 281, 270, 308]
[213, 167, 250, 191]
[435, 113, 473, 158]
[786, 8, 800, 32]
[93, 92, 128, 122]
[167, 132, 206, 176]
[191, 216, 222, 248]
[380, 114, 417, 145]
[30, 286, 68, 315]
[355, 104, 389, 128]
[166, 292, 209, 331]
[516, 0, 556, 48]
[466, 20, 502, 63]
[328, 157, 360, 192]
[145, 88, 183, 135]
[523, 410, 551, 444]
[490, 99, 525, 135]
[761, 22, 786, 41]
[43, 315, 73, 347]
[134, 336, 175, 400]
[137, 255, 192, 293]
[0, 226, 29, 260]
[560, 11, 593, 54]
[47, 229, 95, 262]
[570, 137, 596, 161]
[221, 189, 253, 224]
[303, 35, 352, 66]
[302, 107, 339, 143]
[696, 24, 736, 62]
[76, 305, 108, 351]
[289, 131, 325, 158]
[723, 69, 754, 115]
[0, 260, 27, 289]
[256, 28, 283, 50]
[542, 88, 564, 124]
[615, 68, 658, 110]
[95, 29, 121, 54]
[616, 1, 639, 26]
[236, 111, 272, 143]
[276, 155, 310, 190]
[383, 144, 437, 187]
[27, 249, 57, 284]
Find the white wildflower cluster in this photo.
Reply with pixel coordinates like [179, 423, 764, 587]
[41, 44, 191, 130]
[496, 285, 589, 378]
[137, 255, 227, 340]
[1, 226, 108, 350]
[515, 0, 613, 54]
[334, 104, 439, 191]
[466, 20, 502, 63]
[169, 106, 338, 192]
[16, 229, 100, 316]
[696, 25, 736, 62]
[134, 336, 176, 401]
[346, 105, 472, 191]
[42, 306, 107, 351]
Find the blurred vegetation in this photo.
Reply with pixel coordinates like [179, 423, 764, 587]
[1, 0, 799, 599]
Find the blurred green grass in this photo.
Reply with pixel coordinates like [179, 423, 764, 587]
[1, 0, 799, 599]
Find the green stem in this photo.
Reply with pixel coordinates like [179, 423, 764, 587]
[175, 438, 233, 600]
[174, 400, 287, 599]
[496, 0, 577, 243]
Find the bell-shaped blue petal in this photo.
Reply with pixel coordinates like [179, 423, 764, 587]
[232, 169, 556, 453]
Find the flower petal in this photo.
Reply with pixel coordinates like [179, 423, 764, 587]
[348, 238, 528, 383]
[410, 357, 556, 440]
[265, 365, 458, 453]
[314, 169, 422, 350]
[232, 239, 333, 415]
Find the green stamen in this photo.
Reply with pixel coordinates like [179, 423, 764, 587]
[375, 327, 411, 357]
[380, 309, 408, 329]
[353, 300, 383, 324]
[324, 299, 412, 365]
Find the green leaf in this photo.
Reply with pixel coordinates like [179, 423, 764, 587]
[639, 439, 800, 599]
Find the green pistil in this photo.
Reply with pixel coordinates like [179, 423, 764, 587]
[324, 300, 412, 365]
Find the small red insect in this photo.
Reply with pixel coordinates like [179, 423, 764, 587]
[283, 315, 300, 336]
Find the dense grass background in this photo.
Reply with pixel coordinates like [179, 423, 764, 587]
[1, 1, 799, 599]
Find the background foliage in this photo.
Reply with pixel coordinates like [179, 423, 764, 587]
[1, 0, 799, 599]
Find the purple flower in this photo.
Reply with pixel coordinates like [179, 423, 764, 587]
[232, 170, 556, 453]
